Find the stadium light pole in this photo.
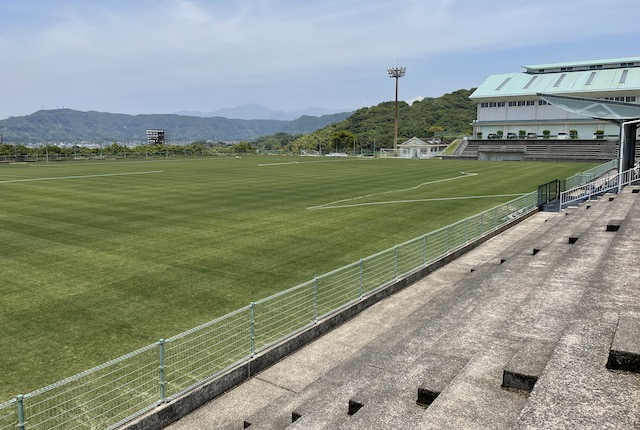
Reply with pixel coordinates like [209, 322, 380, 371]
[387, 67, 406, 151]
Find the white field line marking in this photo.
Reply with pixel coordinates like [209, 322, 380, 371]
[0, 170, 164, 184]
[307, 173, 480, 210]
[257, 160, 349, 167]
[308, 193, 527, 210]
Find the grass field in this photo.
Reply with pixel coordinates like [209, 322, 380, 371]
[0, 156, 596, 399]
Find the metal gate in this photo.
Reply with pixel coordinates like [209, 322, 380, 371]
[537, 179, 561, 208]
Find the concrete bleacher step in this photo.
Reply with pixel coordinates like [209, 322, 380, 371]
[416, 355, 469, 406]
[242, 378, 339, 429]
[311, 353, 470, 429]
[502, 338, 556, 392]
[606, 315, 640, 373]
[606, 219, 623, 231]
[284, 365, 397, 430]
[495, 196, 611, 265]
[492, 213, 566, 263]
[496, 193, 633, 362]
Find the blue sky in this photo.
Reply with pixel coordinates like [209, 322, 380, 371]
[1, 0, 639, 120]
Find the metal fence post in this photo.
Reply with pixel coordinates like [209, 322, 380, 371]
[158, 339, 166, 403]
[17, 395, 25, 430]
[464, 217, 468, 244]
[422, 234, 427, 266]
[250, 302, 256, 355]
[359, 260, 363, 299]
[394, 246, 398, 279]
[445, 227, 450, 253]
[313, 278, 318, 322]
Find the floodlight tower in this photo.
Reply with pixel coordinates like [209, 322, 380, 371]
[387, 66, 406, 151]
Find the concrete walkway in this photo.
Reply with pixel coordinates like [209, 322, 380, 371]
[163, 190, 640, 430]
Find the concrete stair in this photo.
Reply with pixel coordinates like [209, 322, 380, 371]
[607, 315, 640, 373]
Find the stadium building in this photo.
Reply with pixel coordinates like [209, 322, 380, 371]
[469, 57, 640, 139]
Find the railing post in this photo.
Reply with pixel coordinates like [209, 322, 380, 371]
[17, 395, 25, 430]
[394, 246, 398, 279]
[445, 227, 450, 253]
[313, 278, 318, 321]
[464, 217, 468, 244]
[358, 260, 363, 299]
[422, 234, 427, 266]
[250, 302, 256, 355]
[158, 339, 166, 403]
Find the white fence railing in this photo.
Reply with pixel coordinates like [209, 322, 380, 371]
[560, 163, 640, 208]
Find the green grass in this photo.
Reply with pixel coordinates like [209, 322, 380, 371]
[0, 156, 596, 399]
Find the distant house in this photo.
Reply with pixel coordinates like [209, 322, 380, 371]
[393, 137, 449, 159]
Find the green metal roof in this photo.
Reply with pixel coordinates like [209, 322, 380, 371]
[523, 57, 640, 72]
[469, 67, 640, 100]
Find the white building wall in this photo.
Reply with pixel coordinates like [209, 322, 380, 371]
[477, 104, 590, 122]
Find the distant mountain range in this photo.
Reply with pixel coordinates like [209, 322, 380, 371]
[174, 103, 350, 121]
[0, 109, 352, 144]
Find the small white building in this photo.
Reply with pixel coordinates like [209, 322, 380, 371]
[469, 57, 640, 139]
[394, 137, 449, 158]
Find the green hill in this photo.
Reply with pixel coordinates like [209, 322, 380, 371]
[0, 109, 351, 144]
[291, 89, 477, 152]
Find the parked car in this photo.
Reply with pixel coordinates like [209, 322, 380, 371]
[487, 133, 498, 139]
[527, 132, 537, 139]
[506, 132, 518, 139]
[557, 132, 569, 139]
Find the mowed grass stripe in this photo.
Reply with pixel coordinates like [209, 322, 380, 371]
[0, 156, 595, 398]
[0, 170, 163, 184]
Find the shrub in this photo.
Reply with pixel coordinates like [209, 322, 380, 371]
[595, 130, 605, 139]
[542, 130, 551, 139]
[570, 130, 578, 139]
[496, 130, 504, 138]
[476, 132, 483, 139]
[519, 130, 526, 138]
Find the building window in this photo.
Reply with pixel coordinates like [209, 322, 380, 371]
[497, 102, 505, 107]
[526, 100, 535, 106]
[509, 101, 517, 107]
[626, 96, 637, 102]
[585, 71, 596, 85]
[539, 100, 549, 105]
[603, 97, 627, 102]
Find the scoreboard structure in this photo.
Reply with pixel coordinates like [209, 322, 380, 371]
[146, 129, 169, 146]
